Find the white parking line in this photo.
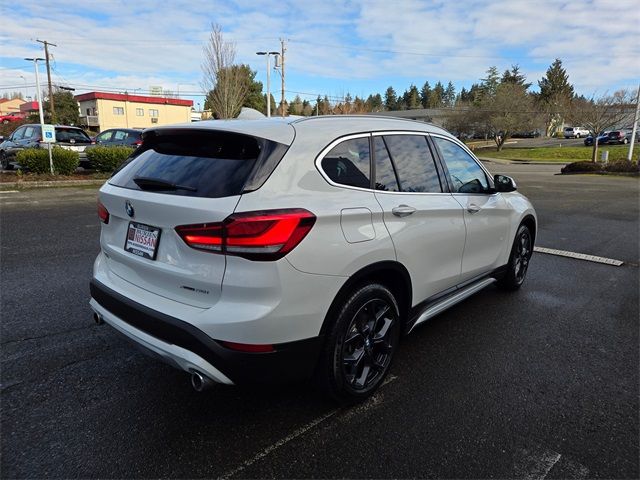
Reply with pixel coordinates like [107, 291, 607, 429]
[513, 446, 589, 480]
[0, 190, 19, 194]
[219, 375, 398, 479]
[534, 246, 624, 266]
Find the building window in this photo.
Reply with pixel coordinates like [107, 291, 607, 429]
[113, 107, 125, 115]
[149, 109, 159, 118]
[136, 108, 144, 116]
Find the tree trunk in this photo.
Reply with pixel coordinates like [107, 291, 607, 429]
[591, 141, 598, 162]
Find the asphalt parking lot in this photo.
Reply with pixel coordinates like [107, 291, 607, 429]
[1, 165, 638, 479]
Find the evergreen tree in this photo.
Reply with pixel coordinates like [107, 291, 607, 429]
[366, 93, 383, 112]
[384, 86, 398, 111]
[480, 66, 500, 99]
[44, 90, 79, 125]
[431, 81, 445, 107]
[500, 64, 531, 90]
[405, 84, 421, 109]
[444, 81, 456, 106]
[537, 58, 575, 136]
[420, 81, 431, 108]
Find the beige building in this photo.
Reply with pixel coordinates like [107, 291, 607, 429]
[75, 92, 193, 131]
[0, 98, 26, 115]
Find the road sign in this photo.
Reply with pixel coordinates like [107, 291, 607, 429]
[42, 124, 56, 143]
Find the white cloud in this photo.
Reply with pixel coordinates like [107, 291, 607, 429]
[1, 0, 638, 102]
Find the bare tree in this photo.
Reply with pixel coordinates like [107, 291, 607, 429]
[201, 24, 249, 119]
[569, 90, 633, 162]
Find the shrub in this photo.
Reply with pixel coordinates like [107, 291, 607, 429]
[86, 146, 135, 173]
[16, 147, 79, 175]
[561, 161, 603, 174]
[605, 160, 639, 173]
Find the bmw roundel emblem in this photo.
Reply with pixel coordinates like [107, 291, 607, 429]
[125, 200, 135, 218]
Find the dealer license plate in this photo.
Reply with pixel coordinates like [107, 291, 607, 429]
[125, 222, 161, 260]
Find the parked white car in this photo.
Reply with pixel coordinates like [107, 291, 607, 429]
[564, 126, 591, 139]
[90, 116, 537, 403]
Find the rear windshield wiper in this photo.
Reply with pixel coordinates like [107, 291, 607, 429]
[133, 177, 197, 192]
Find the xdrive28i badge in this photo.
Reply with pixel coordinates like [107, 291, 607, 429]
[125, 200, 135, 218]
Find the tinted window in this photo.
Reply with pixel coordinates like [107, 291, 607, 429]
[97, 131, 113, 143]
[321, 137, 370, 189]
[110, 130, 282, 198]
[383, 135, 441, 193]
[433, 137, 489, 194]
[373, 137, 399, 192]
[23, 126, 37, 139]
[55, 128, 91, 144]
[11, 127, 25, 141]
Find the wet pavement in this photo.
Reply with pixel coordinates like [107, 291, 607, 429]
[1, 167, 638, 478]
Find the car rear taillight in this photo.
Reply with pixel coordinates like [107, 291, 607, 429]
[97, 200, 109, 224]
[175, 209, 316, 261]
[133, 139, 143, 146]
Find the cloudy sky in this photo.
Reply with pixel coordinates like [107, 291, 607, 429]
[1, 0, 638, 107]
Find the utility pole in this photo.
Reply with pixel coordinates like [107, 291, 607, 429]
[280, 38, 286, 118]
[37, 39, 57, 123]
[628, 83, 640, 162]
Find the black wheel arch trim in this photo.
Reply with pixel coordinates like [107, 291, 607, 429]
[319, 260, 412, 337]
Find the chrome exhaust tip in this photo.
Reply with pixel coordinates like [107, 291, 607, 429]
[191, 371, 214, 392]
[93, 313, 104, 325]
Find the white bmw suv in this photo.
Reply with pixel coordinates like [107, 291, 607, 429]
[90, 116, 536, 403]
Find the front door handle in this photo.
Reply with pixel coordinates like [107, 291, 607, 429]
[392, 205, 416, 217]
[467, 203, 481, 214]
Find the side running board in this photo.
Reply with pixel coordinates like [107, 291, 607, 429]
[408, 277, 496, 333]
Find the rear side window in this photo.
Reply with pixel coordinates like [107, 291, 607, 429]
[383, 135, 442, 193]
[321, 137, 370, 189]
[373, 137, 399, 192]
[109, 130, 287, 198]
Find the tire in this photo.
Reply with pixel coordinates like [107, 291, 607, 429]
[576, 133, 580, 138]
[315, 283, 401, 404]
[0, 153, 12, 171]
[623, 138, 628, 144]
[498, 224, 533, 291]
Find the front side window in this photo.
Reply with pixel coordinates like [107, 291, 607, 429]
[113, 107, 124, 115]
[321, 137, 370, 189]
[383, 135, 442, 193]
[11, 127, 26, 141]
[432, 137, 489, 194]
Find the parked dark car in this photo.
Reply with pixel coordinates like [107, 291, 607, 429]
[607, 130, 637, 145]
[91, 128, 143, 148]
[0, 124, 93, 170]
[584, 131, 610, 146]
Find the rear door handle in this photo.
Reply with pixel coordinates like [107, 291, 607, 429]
[392, 205, 416, 217]
[467, 203, 481, 214]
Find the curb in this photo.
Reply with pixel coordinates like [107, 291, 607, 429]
[0, 179, 106, 190]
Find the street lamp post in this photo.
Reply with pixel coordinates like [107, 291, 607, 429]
[24, 57, 52, 173]
[256, 51, 280, 117]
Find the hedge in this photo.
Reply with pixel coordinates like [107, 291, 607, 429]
[561, 160, 639, 174]
[16, 147, 79, 175]
[86, 146, 135, 173]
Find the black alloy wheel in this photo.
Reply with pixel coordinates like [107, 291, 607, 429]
[498, 224, 533, 290]
[316, 283, 400, 403]
[341, 298, 396, 390]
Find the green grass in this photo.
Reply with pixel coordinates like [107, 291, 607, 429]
[476, 144, 633, 162]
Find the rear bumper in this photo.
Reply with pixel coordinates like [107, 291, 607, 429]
[90, 279, 324, 385]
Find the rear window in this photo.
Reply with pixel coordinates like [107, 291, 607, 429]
[109, 130, 287, 198]
[55, 127, 91, 143]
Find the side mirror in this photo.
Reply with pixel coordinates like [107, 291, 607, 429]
[494, 174, 517, 192]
